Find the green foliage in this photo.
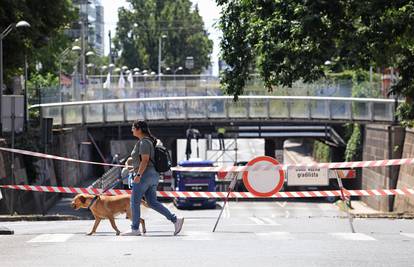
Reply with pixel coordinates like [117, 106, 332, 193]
[0, 0, 77, 84]
[114, 0, 213, 74]
[217, 1, 414, 120]
[26, 72, 58, 103]
[327, 69, 382, 98]
[27, 72, 59, 89]
[396, 102, 414, 128]
[344, 124, 362, 162]
[313, 141, 331, 163]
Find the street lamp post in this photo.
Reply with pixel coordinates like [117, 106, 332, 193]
[158, 34, 167, 82]
[71, 45, 82, 100]
[0, 21, 30, 217]
[0, 20, 30, 133]
[100, 65, 107, 88]
[174, 66, 183, 94]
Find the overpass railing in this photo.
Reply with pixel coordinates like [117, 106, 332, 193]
[44, 75, 383, 103]
[30, 96, 397, 126]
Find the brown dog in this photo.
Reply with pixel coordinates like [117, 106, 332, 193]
[71, 194, 147, 235]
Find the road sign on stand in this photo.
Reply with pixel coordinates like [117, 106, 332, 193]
[242, 156, 284, 197]
[287, 167, 329, 186]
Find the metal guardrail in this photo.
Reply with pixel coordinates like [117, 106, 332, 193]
[30, 96, 397, 126]
[90, 157, 126, 189]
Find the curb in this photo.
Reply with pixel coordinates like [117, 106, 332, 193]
[0, 226, 14, 235]
[352, 213, 414, 219]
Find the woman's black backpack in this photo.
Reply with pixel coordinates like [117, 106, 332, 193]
[144, 137, 172, 173]
[153, 144, 172, 172]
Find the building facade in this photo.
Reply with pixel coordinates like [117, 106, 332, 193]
[86, 0, 104, 56]
[71, 0, 105, 56]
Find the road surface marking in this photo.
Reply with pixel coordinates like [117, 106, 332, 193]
[330, 233, 376, 241]
[249, 217, 265, 225]
[276, 201, 287, 208]
[223, 203, 230, 218]
[181, 231, 214, 241]
[401, 233, 414, 239]
[256, 232, 294, 240]
[318, 203, 335, 211]
[261, 218, 280, 225]
[28, 234, 73, 243]
[248, 217, 280, 225]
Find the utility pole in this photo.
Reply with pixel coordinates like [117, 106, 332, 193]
[80, 20, 86, 92]
[79, 0, 88, 97]
[158, 36, 161, 81]
[158, 35, 167, 82]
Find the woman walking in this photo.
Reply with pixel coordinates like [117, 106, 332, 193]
[122, 120, 184, 236]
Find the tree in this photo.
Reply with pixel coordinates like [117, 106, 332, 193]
[114, 0, 213, 74]
[217, 0, 414, 122]
[0, 0, 76, 85]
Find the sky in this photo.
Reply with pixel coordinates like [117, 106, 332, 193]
[101, 0, 221, 75]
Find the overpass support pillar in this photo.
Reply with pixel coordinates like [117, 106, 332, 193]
[161, 137, 177, 166]
[264, 138, 285, 162]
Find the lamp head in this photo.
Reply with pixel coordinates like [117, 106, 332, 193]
[16, 21, 31, 28]
[72, 46, 81, 53]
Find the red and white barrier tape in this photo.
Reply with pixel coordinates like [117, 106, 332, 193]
[1, 184, 414, 199]
[1, 147, 414, 172]
[0, 147, 124, 168]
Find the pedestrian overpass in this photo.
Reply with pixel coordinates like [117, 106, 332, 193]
[32, 95, 397, 127]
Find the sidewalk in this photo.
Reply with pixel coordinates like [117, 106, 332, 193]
[334, 199, 414, 219]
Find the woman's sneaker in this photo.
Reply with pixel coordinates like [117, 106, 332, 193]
[174, 218, 184, 236]
[121, 229, 141, 236]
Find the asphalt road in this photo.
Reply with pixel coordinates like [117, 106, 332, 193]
[1, 201, 414, 267]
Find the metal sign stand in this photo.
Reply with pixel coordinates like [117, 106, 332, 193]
[212, 173, 238, 232]
[336, 176, 355, 233]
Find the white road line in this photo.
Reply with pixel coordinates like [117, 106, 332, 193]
[330, 233, 376, 241]
[249, 217, 265, 225]
[401, 233, 414, 239]
[181, 231, 214, 241]
[276, 201, 287, 208]
[108, 236, 139, 241]
[28, 234, 74, 243]
[318, 203, 335, 211]
[261, 218, 280, 226]
[256, 232, 294, 240]
[223, 203, 230, 218]
[285, 211, 290, 218]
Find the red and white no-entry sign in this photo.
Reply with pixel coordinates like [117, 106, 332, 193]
[242, 156, 285, 197]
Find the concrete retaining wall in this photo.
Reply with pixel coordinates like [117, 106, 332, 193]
[361, 125, 404, 212]
[51, 127, 94, 187]
[394, 128, 414, 212]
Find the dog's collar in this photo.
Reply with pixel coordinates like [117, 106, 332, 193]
[87, 195, 99, 210]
